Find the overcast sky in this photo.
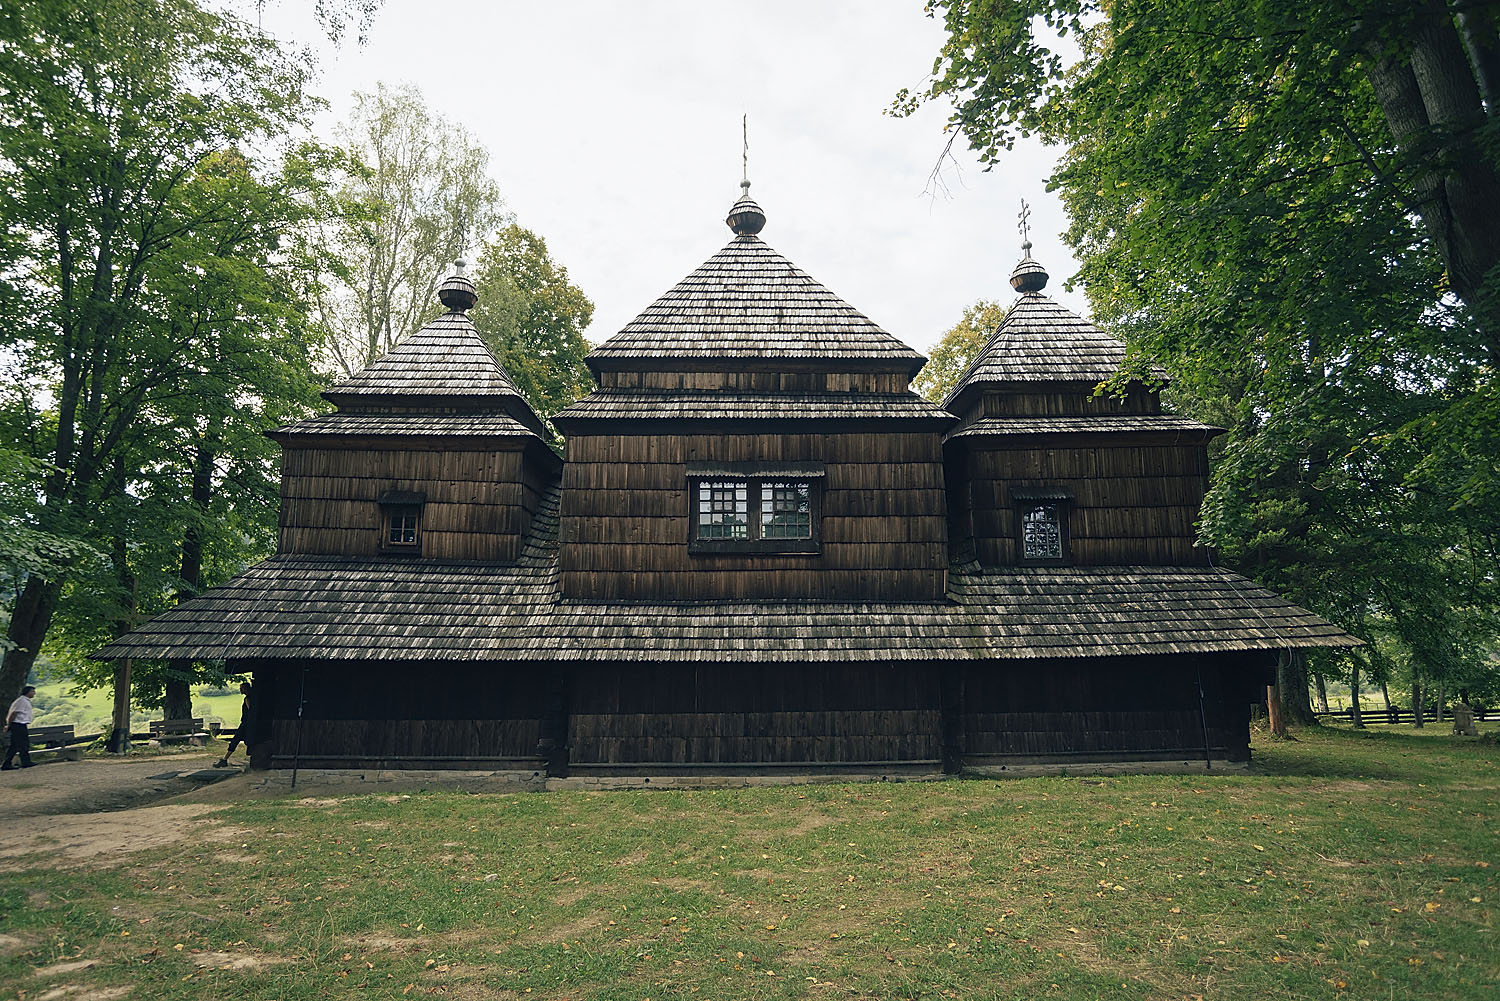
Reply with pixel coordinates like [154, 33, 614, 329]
[258, 0, 1084, 355]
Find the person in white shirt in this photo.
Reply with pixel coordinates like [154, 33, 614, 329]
[3, 685, 37, 770]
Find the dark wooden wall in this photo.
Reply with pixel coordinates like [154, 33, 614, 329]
[559, 432, 949, 600]
[248, 661, 547, 769]
[598, 370, 911, 393]
[567, 664, 941, 768]
[950, 440, 1211, 566]
[241, 655, 1265, 771]
[958, 655, 1263, 764]
[978, 384, 1162, 419]
[278, 441, 548, 562]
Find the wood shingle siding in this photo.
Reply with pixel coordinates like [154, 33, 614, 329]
[559, 430, 949, 601]
[278, 445, 545, 562]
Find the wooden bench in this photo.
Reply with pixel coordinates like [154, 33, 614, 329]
[149, 718, 208, 745]
[4, 723, 83, 762]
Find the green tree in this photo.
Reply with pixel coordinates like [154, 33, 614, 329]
[318, 82, 505, 376]
[0, 0, 329, 706]
[469, 224, 596, 439]
[896, 0, 1500, 718]
[913, 299, 1007, 403]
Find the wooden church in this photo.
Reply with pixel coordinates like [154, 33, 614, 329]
[96, 181, 1353, 775]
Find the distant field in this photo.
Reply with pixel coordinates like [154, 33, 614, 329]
[1, 724, 1496, 1000]
[29, 682, 244, 733]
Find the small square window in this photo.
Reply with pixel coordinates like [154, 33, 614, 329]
[385, 504, 421, 547]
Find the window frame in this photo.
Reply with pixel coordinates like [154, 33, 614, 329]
[686, 462, 824, 555]
[377, 490, 426, 555]
[1011, 487, 1072, 566]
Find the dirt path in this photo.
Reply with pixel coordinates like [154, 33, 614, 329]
[0, 752, 230, 818]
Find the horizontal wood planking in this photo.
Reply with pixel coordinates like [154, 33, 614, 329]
[561, 431, 949, 600]
[958, 436, 1211, 567]
[271, 718, 542, 759]
[598, 370, 912, 394]
[278, 445, 542, 561]
[560, 542, 948, 573]
[567, 432, 942, 465]
[968, 444, 1208, 480]
[975, 385, 1161, 419]
[562, 514, 947, 546]
[559, 569, 947, 601]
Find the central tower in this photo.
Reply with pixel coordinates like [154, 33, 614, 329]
[553, 183, 956, 601]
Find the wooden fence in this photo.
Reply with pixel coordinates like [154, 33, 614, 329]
[1313, 707, 1490, 726]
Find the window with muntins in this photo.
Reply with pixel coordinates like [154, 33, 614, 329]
[1021, 503, 1063, 560]
[687, 462, 823, 554]
[697, 480, 749, 539]
[761, 481, 812, 539]
[386, 505, 421, 547]
[377, 490, 426, 554]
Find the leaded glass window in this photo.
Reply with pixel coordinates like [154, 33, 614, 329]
[1021, 503, 1062, 560]
[761, 481, 812, 539]
[696, 480, 748, 539]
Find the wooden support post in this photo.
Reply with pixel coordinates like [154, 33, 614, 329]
[939, 665, 964, 774]
[108, 658, 132, 754]
[539, 670, 570, 777]
[1266, 681, 1287, 737]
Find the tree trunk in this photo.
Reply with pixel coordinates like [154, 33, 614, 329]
[105, 456, 140, 745]
[0, 576, 61, 704]
[1278, 650, 1318, 726]
[1314, 669, 1330, 714]
[1267, 682, 1287, 737]
[1412, 670, 1425, 728]
[1362, 5, 1500, 349]
[164, 436, 216, 722]
[1350, 657, 1365, 728]
[108, 659, 133, 754]
[1381, 682, 1392, 712]
[1435, 682, 1446, 724]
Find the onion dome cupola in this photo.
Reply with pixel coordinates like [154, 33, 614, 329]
[315, 261, 552, 441]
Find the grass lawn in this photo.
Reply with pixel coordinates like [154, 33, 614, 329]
[29, 682, 245, 734]
[1, 724, 1495, 1000]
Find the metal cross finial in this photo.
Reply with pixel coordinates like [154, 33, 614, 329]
[1018, 198, 1033, 251]
[741, 114, 749, 189]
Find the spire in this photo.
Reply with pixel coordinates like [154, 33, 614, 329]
[437, 259, 479, 311]
[726, 115, 766, 235]
[1010, 198, 1048, 293]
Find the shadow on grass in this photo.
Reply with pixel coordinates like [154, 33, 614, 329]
[1250, 721, 1500, 784]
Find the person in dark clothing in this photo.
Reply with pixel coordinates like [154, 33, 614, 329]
[3, 685, 37, 770]
[215, 681, 255, 768]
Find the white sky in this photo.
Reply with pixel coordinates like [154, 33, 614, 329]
[257, 0, 1085, 355]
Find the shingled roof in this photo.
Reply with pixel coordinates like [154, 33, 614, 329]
[554, 390, 955, 426]
[587, 190, 925, 374]
[268, 413, 538, 440]
[948, 415, 1222, 441]
[944, 254, 1167, 414]
[314, 266, 551, 439]
[95, 484, 1356, 664]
